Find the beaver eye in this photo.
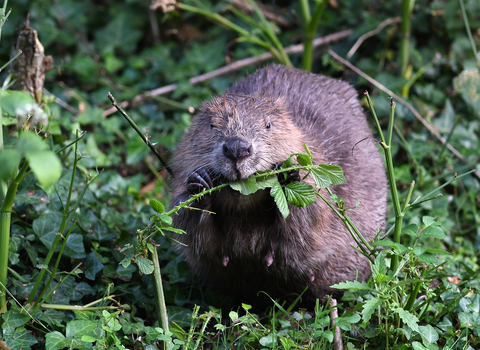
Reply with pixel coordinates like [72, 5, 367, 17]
[209, 123, 215, 129]
[266, 122, 271, 129]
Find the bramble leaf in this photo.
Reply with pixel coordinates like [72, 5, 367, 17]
[150, 199, 165, 213]
[284, 181, 315, 207]
[271, 182, 289, 218]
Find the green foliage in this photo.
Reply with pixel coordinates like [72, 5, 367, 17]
[0, 0, 479, 349]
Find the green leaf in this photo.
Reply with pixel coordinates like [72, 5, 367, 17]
[150, 199, 165, 213]
[17, 131, 47, 154]
[32, 212, 64, 250]
[159, 226, 186, 234]
[84, 252, 104, 281]
[372, 252, 388, 278]
[468, 294, 480, 313]
[420, 226, 446, 239]
[373, 240, 408, 254]
[230, 175, 257, 195]
[311, 164, 345, 188]
[65, 320, 97, 339]
[0, 90, 36, 116]
[422, 216, 437, 227]
[412, 341, 429, 350]
[136, 256, 155, 275]
[45, 331, 71, 350]
[70, 282, 95, 301]
[1, 310, 31, 330]
[362, 297, 383, 323]
[392, 307, 419, 332]
[25, 150, 62, 190]
[284, 182, 316, 207]
[330, 280, 373, 291]
[403, 224, 419, 236]
[63, 234, 86, 259]
[255, 174, 278, 190]
[0, 148, 21, 181]
[3, 328, 38, 349]
[418, 253, 439, 264]
[296, 153, 312, 166]
[414, 246, 426, 256]
[425, 248, 449, 255]
[418, 325, 439, 345]
[259, 333, 274, 347]
[270, 181, 289, 218]
[159, 214, 172, 225]
[335, 313, 361, 331]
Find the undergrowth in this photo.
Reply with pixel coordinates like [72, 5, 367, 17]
[0, 0, 479, 349]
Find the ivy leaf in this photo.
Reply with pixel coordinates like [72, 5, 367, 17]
[230, 175, 257, 195]
[311, 164, 345, 188]
[85, 252, 104, 281]
[284, 182, 316, 207]
[362, 297, 383, 323]
[418, 325, 439, 345]
[1, 310, 31, 330]
[392, 308, 419, 332]
[46, 331, 71, 350]
[136, 256, 155, 275]
[65, 320, 97, 339]
[270, 182, 289, 218]
[150, 199, 165, 213]
[63, 234, 86, 259]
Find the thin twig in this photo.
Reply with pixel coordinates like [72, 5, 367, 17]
[107, 92, 173, 176]
[102, 29, 353, 117]
[43, 88, 79, 115]
[347, 17, 401, 58]
[328, 49, 480, 180]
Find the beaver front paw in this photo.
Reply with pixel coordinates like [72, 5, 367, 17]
[273, 162, 300, 184]
[187, 168, 214, 194]
[186, 168, 215, 206]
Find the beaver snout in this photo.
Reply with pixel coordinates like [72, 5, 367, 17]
[222, 137, 253, 161]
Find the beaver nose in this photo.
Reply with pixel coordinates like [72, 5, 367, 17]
[223, 137, 253, 161]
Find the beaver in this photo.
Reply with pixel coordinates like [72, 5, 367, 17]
[169, 64, 387, 306]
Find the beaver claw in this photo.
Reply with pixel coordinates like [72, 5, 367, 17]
[187, 168, 214, 195]
[273, 162, 300, 184]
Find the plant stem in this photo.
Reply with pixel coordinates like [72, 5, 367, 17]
[365, 93, 403, 272]
[301, 0, 327, 72]
[151, 244, 169, 332]
[459, 0, 479, 68]
[108, 92, 173, 176]
[400, 0, 414, 76]
[0, 162, 28, 311]
[245, 0, 292, 66]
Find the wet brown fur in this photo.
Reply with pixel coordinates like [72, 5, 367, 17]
[170, 64, 388, 306]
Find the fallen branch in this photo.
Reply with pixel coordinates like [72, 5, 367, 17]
[102, 29, 353, 117]
[328, 49, 480, 180]
[347, 17, 401, 58]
